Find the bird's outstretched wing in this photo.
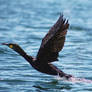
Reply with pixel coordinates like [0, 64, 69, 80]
[36, 15, 69, 63]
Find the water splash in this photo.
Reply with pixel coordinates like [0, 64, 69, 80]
[56, 75, 92, 83]
[68, 77, 92, 83]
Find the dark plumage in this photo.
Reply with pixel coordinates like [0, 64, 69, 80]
[2, 15, 72, 79]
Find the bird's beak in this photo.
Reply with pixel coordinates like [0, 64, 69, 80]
[2, 43, 9, 45]
[2, 43, 13, 49]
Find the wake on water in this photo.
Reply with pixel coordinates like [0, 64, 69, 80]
[68, 77, 92, 83]
[55, 76, 92, 83]
[0, 77, 92, 84]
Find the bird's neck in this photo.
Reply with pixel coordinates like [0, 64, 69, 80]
[21, 52, 33, 63]
[15, 47, 34, 64]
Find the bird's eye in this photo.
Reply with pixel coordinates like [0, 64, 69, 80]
[9, 45, 13, 48]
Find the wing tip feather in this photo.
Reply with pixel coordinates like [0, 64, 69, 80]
[58, 13, 69, 26]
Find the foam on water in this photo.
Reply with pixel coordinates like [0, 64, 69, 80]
[69, 77, 92, 83]
[56, 75, 92, 83]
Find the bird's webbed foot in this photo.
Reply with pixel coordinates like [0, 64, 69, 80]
[64, 74, 73, 80]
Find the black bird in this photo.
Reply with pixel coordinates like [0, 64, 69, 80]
[2, 15, 72, 79]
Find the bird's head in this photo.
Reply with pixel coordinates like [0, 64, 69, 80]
[2, 43, 22, 53]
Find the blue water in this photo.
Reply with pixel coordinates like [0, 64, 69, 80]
[0, 0, 92, 91]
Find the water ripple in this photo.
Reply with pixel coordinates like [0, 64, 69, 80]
[0, 0, 92, 92]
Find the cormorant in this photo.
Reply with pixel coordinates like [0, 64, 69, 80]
[2, 15, 72, 79]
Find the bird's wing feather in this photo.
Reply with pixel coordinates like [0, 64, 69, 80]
[36, 15, 69, 63]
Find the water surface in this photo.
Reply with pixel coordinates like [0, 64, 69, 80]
[0, 0, 92, 91]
